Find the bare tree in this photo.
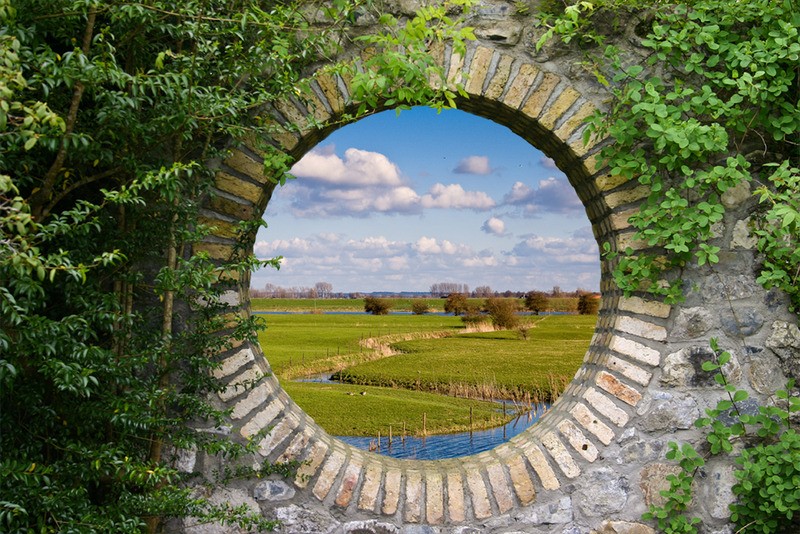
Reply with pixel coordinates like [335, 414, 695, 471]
[315, 281, 333, 298]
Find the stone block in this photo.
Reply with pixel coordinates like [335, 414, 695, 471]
[618, 296, 671, 319]
[425, 472, 444, 525]
[575, 468, 629, 517]
[554, 101, 596, 140]
[538, 86, 581, 130]
[597, 371, 643, 406]
[335, 459, 363, 508]
[312, 448, 346, 502]
[542, 431, 580, 479]
[239, 399, 283, 438]
[609, 335, 660, 366]
[640, 463, 683, 507]
[583, 387, 629, 427]
[465, 467, 493, 519]
[484, 53, 513, 99]
[358, 463, 383, 512]
[213, 348, 254, 379]
[503, 63, 540, 109]
[558, 419, 599, 462]
[254, 479, 295, 502]
[640, 391, 699, 432]
[506, 454, 536, 506]
[446, 471, 466, 523]
[615, 316, 667, 342]
[607, 356, 652, 387]
[520, 72, 560, 118]
[570, 403, 615, 445]
[214, 171, 263, 203]
[465, 46, 494, 95]
[230, 381, 273, 420]
[404, 470, 423, 522]
[382, 468, 402, 516]
[486, 462, 514, 514]
[294, 440, 328, 489]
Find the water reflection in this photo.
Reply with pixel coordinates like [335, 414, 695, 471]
[336, 404, 547, 460]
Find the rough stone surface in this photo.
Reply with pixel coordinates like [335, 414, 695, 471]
[272, 504, 339, 534]
[514, 496, 574, 525]
[766, 321, 800, 379]
[640, 392, 700, 432]
[721, 307, 765, 337]
[661, 346, 741, 388]
[574, 468, 629, 517]
[342, 520, 400, 533]
[672, 307, 716, 339]
[698, 462, 737, 520]
[640, 464, 684, 507]
[254, 480, 295, 502]
[593, 520, 656, 534]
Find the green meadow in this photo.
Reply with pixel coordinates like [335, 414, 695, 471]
[251, 296, 580, 313]
[254, 300, 594, 436]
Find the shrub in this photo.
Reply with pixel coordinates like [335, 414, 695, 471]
[444, 293, 469, 315]
[524, 291, 549, 314]
[484, 297, 521, 329]
[364, 296, 392, 315]
[577, 294, 599, 315]
[411, 300, 430, 315]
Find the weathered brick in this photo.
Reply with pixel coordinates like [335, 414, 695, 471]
[597, 371, 643, 406]
[571, 403, 615, 446]
[605, 184, 651, 209]
[506, 454, 536, 505]
[610, 208, 637, 231]
[357, 463, 383, 512]
[382, 468, 402, 515]
[583, 387, 630, 427]
[520, 442, 560, 490]
[596, 173, 630, 192]
[198, 216, 238, 240]
[274, 100, 309, 135]
[193, 241, 234, 261]
[214, 171, 264, 203]
[230, 381, 272, 420]
[466, 46, 494, 95]
[538, 87, 581, 130]
[554, 101, 596, 140]
[447, 471, 466, 522]
[257, 415, 297, 455]
[487, 462, 514, 514]
[521, 72, 560, 118]
[334, 459, 363, 508]
[503, 63, 540, 109]
[225, 149, 264, 180]
[312, 448, 346, 501]
[542, 431, 580, 479]
[610, 335, 661, 366]
[618, 296, 672, 319]
[607, 355, 653, 386]
[404, 470, 423, 522]
[484, 53, 514, 99]
[276, 429, 311, 463]
[616, 230, 650, 252]
[239, 400, 283, 438]
[425, 472, 444, 525]
[465, 468, 492, 519]
[558, 419, 599, 462]
[294, 439, 328, 489]
[214, 348, 254, 379]
[315, 72, 344, 112]
[219, 366, 264, 402]
[446, 50, 465, 87]
[207, 193, 256, 221]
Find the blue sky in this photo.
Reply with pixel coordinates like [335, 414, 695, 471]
[251, 107, 600, 294]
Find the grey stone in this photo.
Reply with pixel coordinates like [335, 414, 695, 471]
[475, 22, 523, 45]
[699, 274, 760, 302]
[575, 469, 629, 517]
[175, 445, 197, 473]
[514, 497, 573, 525]
[748, 352, 786, 394]
[618, 437, 666, 465]
[731, 219, 757, 249]
[183, 488, 260, 534]
[661, 346, 741, 388]
[716, 398, 761, 426]
[721, 180, 751, 209]
[254, 479, 295, 502]
[721, 307, 765, 337]
[399, 526, 439, 534]
[766, 321, 800, 379]
[639, 464, 684, 507]
[273, 504, 339, 534]
[641, 392, 700, 432]
[698, 463, 736, 520]
[594, 520, 656, 534]
[343, 521, 399, 534]
[672, 307, 715, 339]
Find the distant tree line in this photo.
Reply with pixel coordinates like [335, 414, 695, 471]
[252, 282, 334, 298]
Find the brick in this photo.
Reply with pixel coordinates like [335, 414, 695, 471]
[558, 419, 599, 462]
[609, 335, 661, 366]
[554, 101, 596, 140]
[466, 46, 494, 95]
[214, 171, 263, 203]
[404, 470, 423, 522]
[299, 86, 332, 123]
[484, 53, 513, 99]
[507, 454, 536, 505]
[425, 472, 444, 525]
[214, 348, 254, 379]
[596, 173, 630, 191]
[610, 209, 637, 231]
[198, 216, 238, 240]
[230, 381, 273, 420]
[207, 194, 256, 221]
[583, 387, 630, 427]
[193, 241, 234, 261]
[465, 468, 492, 519]
[225, 149, 264, 180]
[538, 87, 581, 130]
[607, 355, 653, 386]
[277, 429, 311, 463]
[446, 50, 465, 87]
[520, 442, 560, 490]
[334, 459, 363, 508]
[257, 415, 297, 455]
[447, 471, 466, 522]
[604, 184, 651, 209]
[219, 365, 264, 402]
[521, 72, 560, 118]
[312, 448, 346, 501]
[274, 100, 309, 134]
[487, 462, 514, 514]
[571, 403, 615, 446]
[502, 63, 540, 109]
[315, 72, 344, 112]
[618, 296, 672, 319]
[294, 439, 328, 489]
[382, 468, 402, 515]
[597, 371, 643, 406]
[583, 152, 607, 175]
[240, 400, 283, 438]
[357, 463, 383, 512]
[542, 431, 580, 479]
[616, 230, 650, 252]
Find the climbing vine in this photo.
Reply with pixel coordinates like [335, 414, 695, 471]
[539, 0, 800, 308]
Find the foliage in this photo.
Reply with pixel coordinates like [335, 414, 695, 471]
[540, 0, 800, 306]
[444, 292, 469, 315]
[524, 291, 549, 314]
[411, 300, 431, 314]
[364, 296, 393, 315]
[577, 293, 599, 315]
[642, 339, 800, 533]
[484, 297, 521, 329]
[0, 0, 476, 530]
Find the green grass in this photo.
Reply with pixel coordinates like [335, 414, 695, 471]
[251, 296, 580, 313]
[336, 315, 595, 402]
[283, 381, 515, 437]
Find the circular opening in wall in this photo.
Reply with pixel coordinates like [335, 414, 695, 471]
[248, 106, 601, 460]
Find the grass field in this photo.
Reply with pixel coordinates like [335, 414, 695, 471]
[253, 300, 595, 436]
[251, 296, 580, 313]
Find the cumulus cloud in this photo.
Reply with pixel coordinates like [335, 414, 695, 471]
[420, 183, 495, 210]
[481, 216, 506, 236]
[502, 177, 582, 215]
[414, 236, 466, 255]
[291, 147, 403, 187]
[510, 227, 598, 265]
[539, 157, 559, 170]
[453, 155, 493, 175]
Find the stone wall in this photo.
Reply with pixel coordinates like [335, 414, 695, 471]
[180, 1, 799, 532]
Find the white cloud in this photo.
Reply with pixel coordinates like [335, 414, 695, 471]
[291, 147, 403, 187]
[414, 236, 465, 255]
[453, 155, 493, 175]
[420, 183, 495, 210]
[481, 216, 506, 236]
[539, 157, 559, 170]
